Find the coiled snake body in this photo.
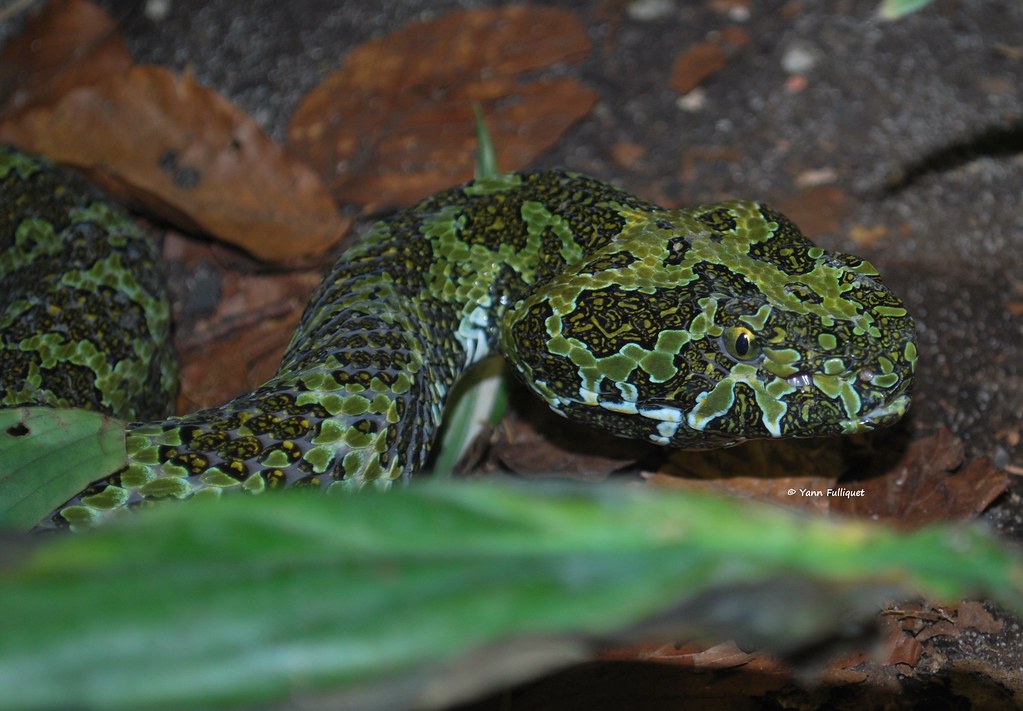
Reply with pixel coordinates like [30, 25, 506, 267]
[0, 145, 917, 528]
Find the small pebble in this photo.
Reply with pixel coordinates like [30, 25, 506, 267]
[781, 41, 818, 74]
[145, 0, 171, 22]
[628, 0, 675, 22]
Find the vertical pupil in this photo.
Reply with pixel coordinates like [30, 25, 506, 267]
[735, 332, 750, 356]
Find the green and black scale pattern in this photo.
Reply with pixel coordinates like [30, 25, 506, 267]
[0, 146, 917, 528]
[0, 146, 175, 421]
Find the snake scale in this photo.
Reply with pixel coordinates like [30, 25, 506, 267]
[0, 144, 917, 529]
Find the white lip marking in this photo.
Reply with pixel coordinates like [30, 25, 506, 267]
[786, 372, 813, 388]
[639, 405, 681, 423]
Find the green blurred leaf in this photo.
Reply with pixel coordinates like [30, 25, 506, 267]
[473, 102, 498, 179]
[0, 408, 126, 531]
[878, 0, 934, 20]
[1, 481, 1021, 710]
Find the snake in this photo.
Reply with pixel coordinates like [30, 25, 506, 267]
[0, 144, 917, 529]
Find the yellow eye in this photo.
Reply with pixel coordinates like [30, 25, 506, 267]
[723, 326, 761, 361]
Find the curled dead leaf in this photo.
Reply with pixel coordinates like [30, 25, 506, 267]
[832, 428, 1010, 523]
[288, 6, 596, 211]
[0, 0, 132, 120]
[669, 27, 749, 96]
[160, 234, 325, 411]
[776, 185, 850, 238]
[651, 438, 847, 514]
[670, 41, 727, 95]
[490, 392, 647, 481]
[1, 65, 346, 261]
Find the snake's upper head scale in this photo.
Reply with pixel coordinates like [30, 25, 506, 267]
[502, 199, 917, 449]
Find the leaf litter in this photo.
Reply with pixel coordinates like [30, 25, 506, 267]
[0, 0, 132, 121]
[287, 6, 597, 211]
[0, 0, 346, 262]
[0, 64, 346, 261]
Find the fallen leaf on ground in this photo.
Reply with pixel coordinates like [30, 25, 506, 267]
[288, 6, 596, 211]
[848, 223, 889, 248]
[831, 428, 1009, 524]
[599, 640, 782, 673]
[776, 185, 850, 238]
[176, 316, 301, 413]
[610, 141, 647, 169]
[670, 41, 726, 95]
[649, 438, 848, 515]
[0, 0, 131, 120]
[162, 234, 325, 411]
[880, 611, 926, 668]
[492, 405, 645, 481]
[884, 600, 1003, 658]
[669, 27, 750, 95]
[1, 65, 347, 261]
[952, 600, 1004, 635]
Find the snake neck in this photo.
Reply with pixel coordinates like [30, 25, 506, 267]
[61, 171, 657, 523]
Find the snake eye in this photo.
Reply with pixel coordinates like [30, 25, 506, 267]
[722, 326, 761, 362]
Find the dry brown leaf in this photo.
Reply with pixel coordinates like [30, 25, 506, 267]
[176, 317, 298, 414]
[832, 428, 1010, 524]
[848, 223, 889, 248]
[669, 40, 727, 95]
[1, 65, 347, 261]
[953, 600, 1004, 635]
[650, 438, 847, 514]
[610, 141, 647, 169]
[669, 28, 748, 95]
[493, 411, 643, 481]
[886, 627, 925, 668]
[652, 429, 1008, 524]
[820, 652, 871, 685]
[489, 390, 648, 480]
[163, 234, 325, 411]
[288, 6, 596, 211]
[892, 601, 1002, 648]
[776, 185, 850, 238]
[0, 0, 132, 120]
[599, 640, 776, 671]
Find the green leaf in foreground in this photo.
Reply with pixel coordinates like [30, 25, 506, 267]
[0, 407, 126, 531]
[1, 481, 1021, 710]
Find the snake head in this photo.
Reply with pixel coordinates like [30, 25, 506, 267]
[501, 200, 917, 449]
